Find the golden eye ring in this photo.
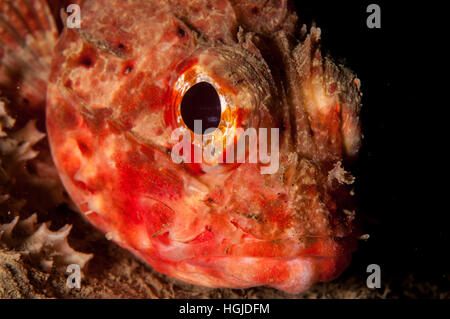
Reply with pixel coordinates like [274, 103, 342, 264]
[169, 56, 243, 165]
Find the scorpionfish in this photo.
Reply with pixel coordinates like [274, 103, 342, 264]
[0, 0, 362, 293]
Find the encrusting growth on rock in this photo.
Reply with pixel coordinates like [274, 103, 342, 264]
[0, 214, 92, 272]
[0, 98, 91, 274]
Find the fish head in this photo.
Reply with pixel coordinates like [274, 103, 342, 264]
[46, 0, 362, 293]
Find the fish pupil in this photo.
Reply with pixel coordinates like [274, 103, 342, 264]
[181, 82, 221, 134]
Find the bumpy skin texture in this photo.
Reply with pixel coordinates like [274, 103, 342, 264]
[46, 0, 362, 293]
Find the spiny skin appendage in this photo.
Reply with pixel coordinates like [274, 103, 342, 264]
[0, 214, 92, 272]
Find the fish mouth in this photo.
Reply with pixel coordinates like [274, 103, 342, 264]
[132, 246, 353, 294]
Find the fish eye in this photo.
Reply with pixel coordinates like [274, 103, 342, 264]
[181, 82, 221, 134]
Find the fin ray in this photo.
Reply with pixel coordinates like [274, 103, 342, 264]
[0, 0, 58, 117]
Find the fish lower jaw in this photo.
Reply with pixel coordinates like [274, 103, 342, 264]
[137, 253, 351, 294]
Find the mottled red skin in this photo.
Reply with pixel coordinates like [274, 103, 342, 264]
[45, 0, 362, 293]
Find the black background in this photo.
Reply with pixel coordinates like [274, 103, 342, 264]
[292, 0, 448, 294]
